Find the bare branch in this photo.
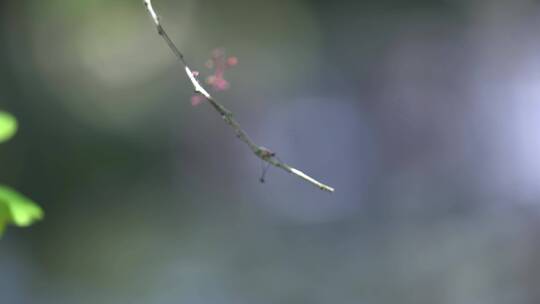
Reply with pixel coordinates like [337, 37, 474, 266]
[143, 0, 335, 193]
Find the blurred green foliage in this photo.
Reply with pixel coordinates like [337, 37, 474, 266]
[0, 185, 44, 236]
[0, 111, 17, 143]
[0, 111, 43, 236]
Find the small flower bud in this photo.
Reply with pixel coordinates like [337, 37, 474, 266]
[191, 95, 204, 106]
[227, 56, 238, 66]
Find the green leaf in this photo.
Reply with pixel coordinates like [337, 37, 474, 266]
[0, 111, 18, 143]
[0, 185, 44, 236]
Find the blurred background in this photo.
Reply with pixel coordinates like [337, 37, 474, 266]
[2, 0, 540, 303]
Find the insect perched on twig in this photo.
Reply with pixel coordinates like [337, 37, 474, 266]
[255, 147, 275, 183]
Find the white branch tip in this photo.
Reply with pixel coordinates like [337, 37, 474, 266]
[290, 168, 335, 192]
[144, 0, 160, 25]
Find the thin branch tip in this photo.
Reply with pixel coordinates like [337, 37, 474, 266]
[143, 0, 335, 193]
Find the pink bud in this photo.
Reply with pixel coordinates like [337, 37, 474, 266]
[191, 95, 204, 106]
[227, 56, 238, 66]
[213, 77, 230, 91]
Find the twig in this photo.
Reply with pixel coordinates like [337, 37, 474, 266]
[143, 0, 335, 193]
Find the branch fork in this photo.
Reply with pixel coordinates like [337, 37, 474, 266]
[143, 0, 335, 192]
